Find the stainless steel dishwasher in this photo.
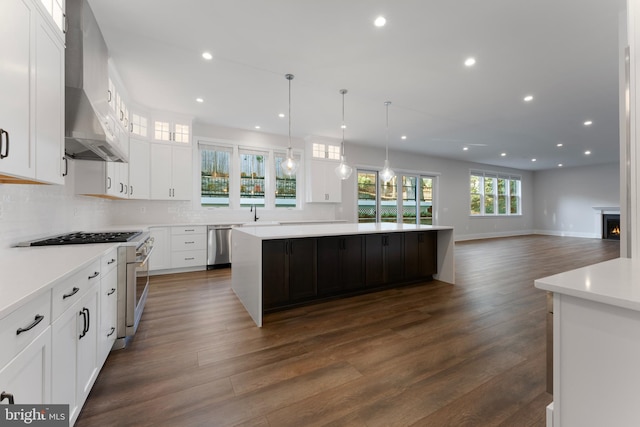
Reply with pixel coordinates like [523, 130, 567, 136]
[207, 225, 232, 269]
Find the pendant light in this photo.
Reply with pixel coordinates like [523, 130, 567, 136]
[335, 89, 353, 180]
[280, 73, 299, 176]
[380, 101, 395, 183]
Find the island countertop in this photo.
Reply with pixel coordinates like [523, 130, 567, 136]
[235, 222, 454, 240]
[534, 257, 640, 312]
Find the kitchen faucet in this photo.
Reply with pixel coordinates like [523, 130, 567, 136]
[250, 204, 259, 222]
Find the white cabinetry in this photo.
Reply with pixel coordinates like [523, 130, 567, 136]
[171, 226, 207, 269]
[99, 249, 118, 366]
[0, 0, 64, 184]
[152, 118, 190, 144]
[149, 226, 207, 273]
[51, 259, 101, 425]
[128, 138, 150, 199]
[74, 160, 130, 199]
[306, 159, 342, 203]
[150, 144, 192, 200]
[0, 291, 51, 405]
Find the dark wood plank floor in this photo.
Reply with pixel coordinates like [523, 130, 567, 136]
[76, 235, 619, 427]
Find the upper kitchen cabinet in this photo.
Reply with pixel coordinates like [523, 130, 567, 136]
[149, 144, 192, 200]
[128, 138, 150, 199]
[37, 0, 66, 41]
[305, 139, 342, 203]
[0, 0, 65, 184]
[152, 115, 191, 144]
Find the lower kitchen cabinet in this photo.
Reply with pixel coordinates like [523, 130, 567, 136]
[364, 233, 404, 287]
[149, 227, 171, 271]
[404, 231, 437, 280]
[262, 238, 316, 310]
[98, 263, 117, 367]
[317, 235, 364, 296]
[51, 281, 100, 425]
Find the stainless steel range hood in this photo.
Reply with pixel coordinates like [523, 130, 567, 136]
[65, 0, 127, 162]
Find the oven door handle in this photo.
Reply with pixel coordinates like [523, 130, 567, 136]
[136, 246, 154, 267]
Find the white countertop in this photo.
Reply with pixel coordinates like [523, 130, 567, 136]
[147, 219, 346, 228]
[235, 222, 453, 240]
[534, 257, 640, 312]
[0, 243, 119, 319]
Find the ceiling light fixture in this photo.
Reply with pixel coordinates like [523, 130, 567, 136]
[278, 113, 285, 118]
[557, 143, 564, 147]
[585, 150, 591, 155]
[558, 164, 563, 167]
[335, 89, 353, 180]
[280, 74, 299, 177]
[196, 97, 204, 103]
[374, 16, 386, 27]
[524, 95, 534, 102]
[202, 51, 213, 60]
[380, 101, 395, 183]
[584, 120, 593, 126]
[501, 152, 507, 157]
[532, 158, 537, 162]
[254, 125, 261, 129]
[401, 135, 407, 140]
[464, 57, 476, 67]
[463, 147, 469, 151]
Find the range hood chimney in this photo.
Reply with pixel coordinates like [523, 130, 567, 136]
[65, 0, 127, 162]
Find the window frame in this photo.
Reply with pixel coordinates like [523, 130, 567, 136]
[470, 170, 521, 217]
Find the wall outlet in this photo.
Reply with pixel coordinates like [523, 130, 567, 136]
[140, 207, 146, 213]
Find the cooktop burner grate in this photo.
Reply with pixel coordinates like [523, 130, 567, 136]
[28, 231, 142, 246]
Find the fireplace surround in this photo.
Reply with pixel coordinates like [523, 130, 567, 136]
[602, 214, 621, 240]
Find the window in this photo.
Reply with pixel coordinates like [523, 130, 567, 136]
[357, 170, 378, 223]
[239, 150, 267, 207]
[274, 152, 298, 208]
[470, 171, 521, 216]
[200, 145, 231, 207]
[358, 170, 436, 224]
[130, 114, 148, 137]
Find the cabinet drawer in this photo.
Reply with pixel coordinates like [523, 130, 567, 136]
[171, 234, 206, 251]
[171, 226, 206, 235]
[0, 291, 50, 368]
[51, 259, 101, 321]
[101, 247, 118, 276]
[171, 250, 206, 268]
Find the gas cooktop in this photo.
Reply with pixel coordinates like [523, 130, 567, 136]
[18, 231, 142, 246]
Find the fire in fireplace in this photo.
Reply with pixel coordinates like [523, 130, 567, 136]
[602, 214, 620, 240]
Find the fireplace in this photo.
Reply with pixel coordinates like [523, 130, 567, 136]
[602, 214, 620, 240]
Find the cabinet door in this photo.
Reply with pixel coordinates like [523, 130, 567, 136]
[34, 12, 64, 184]
[317, 237, 342, 295]
[149, 144, 172, 200]
[149, 227, 171, 271]
[420, 232, 437, 277]
[262, 240, 288, 310]
[171, 146, 192, 200]
[307, 161, 341, 203]
[76, 285, 100, 405]
[0, 0, 34, 180]
[287, 238, 316, 302]
[386, 233, 404, 283]
[365, 234, 385, 287]
[342, 235, 364, 291]
[106, 162, 120, 197]
[129, 138, 150, 199]
[404, 232, 421, 281]
[52, 301, 81, 422]
[99, 268, 117, 366]
[0, 328, 51, 405]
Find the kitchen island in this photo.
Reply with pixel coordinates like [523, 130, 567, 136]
[232, 222, 454, 326]
[535, 257, 640, 427]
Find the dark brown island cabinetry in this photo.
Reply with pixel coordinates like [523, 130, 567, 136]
[262, 231, 437, 312]
[262, 238, 317, 310]
[317, 235, 365, 296]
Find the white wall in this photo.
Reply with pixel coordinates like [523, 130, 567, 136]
[338, 143, 535, 241]
[532, 162, 619, 238]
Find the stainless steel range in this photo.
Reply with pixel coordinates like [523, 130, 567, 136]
[17, 230, 154, 349]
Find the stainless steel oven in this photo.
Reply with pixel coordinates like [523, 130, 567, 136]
[113, 233, 154, 349]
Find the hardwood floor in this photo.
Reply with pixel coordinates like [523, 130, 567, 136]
[76, 235, 619, 427]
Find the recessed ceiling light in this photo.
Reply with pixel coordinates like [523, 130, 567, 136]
[254, 125, 260, 129]
[374, 16, 386, 27]
[558, 163, 563, 167]
[523, 95, 534, 102]
[464, 57, 476, 67]
[401, 135, 407, 140]
[501, 152, 507, 157]
[341, 124, 347, 129]
[531, 158, 537, 162]
[195, 97, 204, 103]
[583, 120, 593, 126]
[278, 113, 285, 118]
[585, 150, 591, 155]
[463, 147, 469, 151]
[557, 143, 563, 147]
[202, 51, 213, 60]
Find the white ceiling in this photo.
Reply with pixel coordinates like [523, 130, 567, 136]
[88, 0, 625, 171]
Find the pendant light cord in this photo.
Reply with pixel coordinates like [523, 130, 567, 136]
[385, 101, 391, 161]
[288, 75, 292, 150]
[341, 89, 346, 156]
